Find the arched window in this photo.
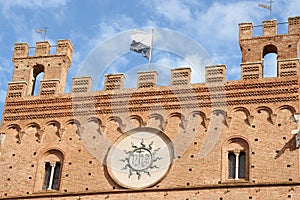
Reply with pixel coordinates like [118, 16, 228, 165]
[263, 45, 278, 78]
[30, 65, 44, 96]
[41, 150, 63, 191]
[223, 138, 249, 181]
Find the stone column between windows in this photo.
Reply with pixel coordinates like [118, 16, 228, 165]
[234, 150, 240, 180]
[47, 162, 56, 190]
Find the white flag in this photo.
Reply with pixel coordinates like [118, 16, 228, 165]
[130, 30, 152, 59]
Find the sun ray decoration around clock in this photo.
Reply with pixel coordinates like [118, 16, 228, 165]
[120, 139, 162, 180]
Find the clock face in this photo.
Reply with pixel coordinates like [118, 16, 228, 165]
[106, 127, 174, 189]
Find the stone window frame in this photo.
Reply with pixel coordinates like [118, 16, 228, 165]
[222, 137, 250, 182]
[34, 149, 64, 192]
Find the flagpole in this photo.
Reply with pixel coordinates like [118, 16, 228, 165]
[149, 29, 154, 70]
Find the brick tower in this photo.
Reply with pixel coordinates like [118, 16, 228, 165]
[10, 40, 73, 97]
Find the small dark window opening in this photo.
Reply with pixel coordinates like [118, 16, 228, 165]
[43, 162, 61, 190]
[239, 152, 246, 178]
[228, 153, 236, 179]
[228, 151, 246, 179]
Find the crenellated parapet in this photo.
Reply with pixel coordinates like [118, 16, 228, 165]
[5, 17, 300, 100]
[104, 73, 125, 90]
[13, 39, 73, 61]
[239, 16, 300, 41]
[56, 40, 74, 60]
[171, 68, 191, 86]
[34, 41, 51, 57]
[205, 65, 226, 84]
[239, 16, 300, 80]
[137, 71, 158, 88]
[9, 40, 73, 98]
[72, 77, 93, 93]
[13, 43, 29, 59]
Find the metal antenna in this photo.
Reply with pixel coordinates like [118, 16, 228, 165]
[259, 0, 273, 19]
[35, 26, 48, 41]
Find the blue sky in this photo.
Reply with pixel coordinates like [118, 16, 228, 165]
[0, 0, 299, 121]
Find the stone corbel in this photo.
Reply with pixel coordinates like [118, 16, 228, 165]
[100, 125, 106, 133]
[141, 120, 147, 127]
[157, 120, 164, 131]
[179, 119, 188, 130]
[78, 126, 85, 137]
[269, 114, 277, 125]
[161, 120, 167, 131]
[57, 128, 65, 140]
[17, 130, 25, 143]
[36, 129, 44, 143]
[118, 123, 126, 133]
[225, 116, 232, 127]
[96, 127, 102, 135]
[247, 115, 255, 126]
[201, 118, 210, 130]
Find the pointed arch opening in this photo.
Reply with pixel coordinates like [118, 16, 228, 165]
[262, 45, 278, 78]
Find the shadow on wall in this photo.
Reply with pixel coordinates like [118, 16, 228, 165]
[275, 135, 296, 159]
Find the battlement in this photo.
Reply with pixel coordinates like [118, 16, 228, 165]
[137, 71, 158, 88]
[104, 73, 125, 90]
[11, 39, 73, 97]
[13, 39, 73, 61]
[206, 65, 226, 84]
[239, 16, 300, 40]
[5, 16, 300, 99]
[239, 16, 300, 80]
[68, 66, 224, 94]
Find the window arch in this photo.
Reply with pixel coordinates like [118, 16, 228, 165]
[30, 64, 44, 96]
[262, 44, 278, 78]
[41, 150, 64, 191]
[222, 138, 250, 181]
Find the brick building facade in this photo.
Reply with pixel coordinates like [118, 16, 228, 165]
[0, 16, 300, 199]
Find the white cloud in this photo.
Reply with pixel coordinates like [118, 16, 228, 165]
[68, 14, 139, 89]
[275, 0, 300, 20]
[0, 0, 69, 11]
[75, 29, 132, 89]
[92, 15, 137, 46]
[149, 0, 193, 24]
[0, 0, 69, 45]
